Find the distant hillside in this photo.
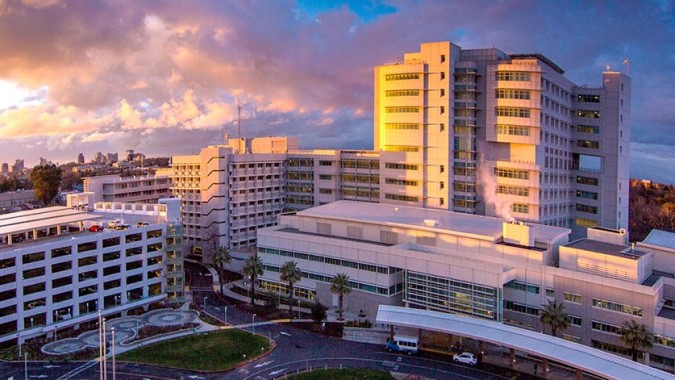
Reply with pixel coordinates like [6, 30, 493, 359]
[629, 179, 675, 242]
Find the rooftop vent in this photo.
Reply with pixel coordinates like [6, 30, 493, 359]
[503, 221, 534, 247]
[423, 219, 439, 227]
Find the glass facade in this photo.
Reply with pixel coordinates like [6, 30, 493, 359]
[404, 270, 502, 321]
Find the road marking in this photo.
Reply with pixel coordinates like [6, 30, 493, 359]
[279, 331, 291, 336]
[382, 361, 395, 367]
[254, 360, 274, 368]
[269, 369, 286, 376]
[397, 356, 402, 362]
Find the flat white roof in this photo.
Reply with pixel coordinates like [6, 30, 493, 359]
[376, 305, 673, 380]
[298, 201, 570, 244]
[0, 207, 102, 236]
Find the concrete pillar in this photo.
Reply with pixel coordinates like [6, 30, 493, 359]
[7, 234, 11, 246]
[32, 229, 38, 240]
[576, 368, 583, 380]
[510, 348, 516, 369]
[543, 358, 549, 379]
[56, 225, 61, 235]
[389, 325, 395, 341]
[644, 352, 650, 366]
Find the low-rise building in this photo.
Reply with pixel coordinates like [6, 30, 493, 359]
[83, 174, 172, 204]
[0, 200, 183, 345]
[256, 201, 675, 370]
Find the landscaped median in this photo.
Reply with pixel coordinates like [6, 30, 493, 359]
[117, 329, 271, 372]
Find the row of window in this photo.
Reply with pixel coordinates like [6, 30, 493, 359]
[258, 246, 402, 275]
[577, 94, 601, 103]
[383, 145, 419, 153]
[504, 280, 539, 294]
[496, 124, 530, 136]
[341, 160, 379, 170]
[577, 140, 600, 149]
[495, 72, 531, 82]
[385, 162, 419, 170]
[577, 125, 600, 134]
[564, 292, 583, 303]
[385, 123, 419, 130]
[504, 300, 539, 316]
[576, 190, 599, 200]
[512, 203, 529, 214]
[496, 89, 531, 100]
[494, 167, 530, 180]
[384, 194, 419, 202]
[385, 178, 418, 186]
[576, 204, 598, 214]
[577, 110, 600, 119]
[385, 89, 420, 97]
[385, 73, 420, 81]
[576, 176, 599, 186]
[341, 174, 379, 184]
[592, 298, 643, 317]
[497, 185, 530, 197]
[496, 107, 531, 118]
[386, 106, 420, 113]
[592, 320, 621, 335]
[288, 158, 314, 167]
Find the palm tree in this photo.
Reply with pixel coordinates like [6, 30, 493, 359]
[280, 261, 302, 318]
[539, 300, 571, 337]
[212, 245, 231, 294]
[330, 273, 352, 321]
[242, 254, 264, 305]
[620, 320, 653, 362]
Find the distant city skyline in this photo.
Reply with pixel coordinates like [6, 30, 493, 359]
[0, 0, 673, 182]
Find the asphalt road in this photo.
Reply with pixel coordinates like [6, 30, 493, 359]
[0, 262, 515, 380]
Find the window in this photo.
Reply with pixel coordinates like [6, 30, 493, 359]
[103, 251, 121, 262]
[496, 107, 530, 118]
[79, 285, 97, 297]
[570, 315, 582, 326]
[385, 163, 418, 170]
[504, 301, 539, 315]
[577, 94, 600, 103]
[576, 204, 598, 214]
[385, 178, 418, 186]
[383, 145, 419, 153]
[78, 270, 97, 282]
[497, 185, 529, 197]
[577, 125, 599, 134]
[77, 242, 97, 252]
[494, 167, 529, 180]
[512, 203, 529, 214]
[496, 124, 530, 136]
[577, 140, 600, 149]
[385, 89, 420, 97]
[576, 176, 599, 186]
[592, 320, 621, 334]
[52, 291, 73, 303]
[22, 252, 44, 264]
[103, 265, 121, 276]
[147, 229, 162, 238]
[592, 298, 642, 316]
[496, 72, 530, 82]
[576, 190, 598, 200]
[564, 292, 583, 304]
[496, 89, 531, 100]
[319, 160, 332, 166]
[318, 174, 332, 180]
[23, 283, 45, 295]
[127, 274, 143, 284]
[52, 276, 72, 288]
[51, 246, 71, 258]
[126, 233, 142, 243]
[385, 73, 420, 81]
[385, 123, 419, 130]
[504, 280, 539, 294]
[384, 194, 419, 202]
[78, 256, 97, 267]
[102, 237, 120, 248]
[23, 267, 45, 280]
[577, 110, 600, 119]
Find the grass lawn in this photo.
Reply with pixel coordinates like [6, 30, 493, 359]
[287, 368, 395, 380]
[117, 329, 270, 371]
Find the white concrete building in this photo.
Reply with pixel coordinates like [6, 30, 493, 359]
[256, 201, 675, 371]
[374, 42, 630, 238]
[0, 200, 183, 345]
[83, 174, 172, 204]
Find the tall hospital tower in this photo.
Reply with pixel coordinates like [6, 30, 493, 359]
[375, 42, 630, 237]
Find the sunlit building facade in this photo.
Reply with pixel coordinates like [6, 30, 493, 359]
[374, 42, 630, 238]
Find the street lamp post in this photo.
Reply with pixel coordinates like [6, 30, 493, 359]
[224, 306, 228, 324]
[111, 327, 116, 380]
[24, 352, 27, 380]
[98, 311, 103, 379]
[204, 296, 208, 313]
[102, 317, 107, 380]
[252, 314, 256, 333]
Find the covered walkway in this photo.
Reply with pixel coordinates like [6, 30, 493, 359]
[376, 305, 674, 380]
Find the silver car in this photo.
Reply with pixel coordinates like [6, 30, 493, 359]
[452, 352, 477, 365]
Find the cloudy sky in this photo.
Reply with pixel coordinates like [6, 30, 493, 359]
[0, 0, 673, 182]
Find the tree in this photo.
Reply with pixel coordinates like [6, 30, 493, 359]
[539, 300, 571, 337]
[30, 164, 62, 206]
[212, 245, 231, 294]
[330, 273, 352, 321]
[311, 300, 328, 324]
[242, 254, 264, 306]
[620, 320, 653, 362]
[279, 260, 302, 318]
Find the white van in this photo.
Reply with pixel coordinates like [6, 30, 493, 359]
[386, 334, 419, 355]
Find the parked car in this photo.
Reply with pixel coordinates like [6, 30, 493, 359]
[453, 352, 477, 365]
[89, 225, 103, 232]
